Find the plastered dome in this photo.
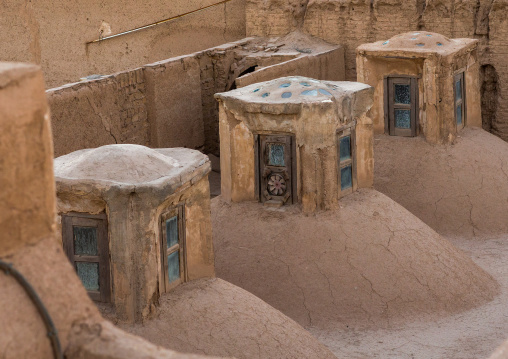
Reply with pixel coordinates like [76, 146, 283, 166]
[362, 31, 473, 55]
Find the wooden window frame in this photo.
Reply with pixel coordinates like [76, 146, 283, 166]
[384, 75, 419, 137]
[62, 212, 110, 303]
[160, 204, 187, 293]
[337, 122, 357, 198]
[254, 133, 297, 205]
[454, 71, 466, 128]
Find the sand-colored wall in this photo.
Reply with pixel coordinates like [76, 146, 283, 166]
[0, 0, 246, 89]
[145, 56, 205, 150]
[48, 37, 342, 157]
[245, 0, 508, 142]
[356, 56, 424, 136]
[218, 86, 374, 212]
[56, 175, 214, 323]
[357, 46, 481, 144]
[235, 47, 345, 87]
[48, 68, 150, 157]
[0, 61, 211, 359]
[0, 63, 54, 256]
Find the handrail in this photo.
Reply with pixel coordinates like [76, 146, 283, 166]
[0, 259, 63, 359]
[86, 0, 234, 45]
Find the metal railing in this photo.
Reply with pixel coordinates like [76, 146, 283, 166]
[86, 0, 234, 44]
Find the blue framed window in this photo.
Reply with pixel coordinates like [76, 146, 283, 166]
[337, 127, 356, 195]
[454, 72, 465, 127]
[161, 205, 186, 292]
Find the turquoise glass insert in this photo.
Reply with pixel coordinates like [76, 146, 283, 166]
[281, 92, 292, 98]
[318, 89, 332, 96]
[168, 251, 180, 283]
[166, 216, 178, 248]
[394, 84, 411, 104]
[268, 144, 285, 167]
[395, 109, 411, 129]
[301, 89, 318, 96]
[339, 136, 351, 161]
[279, 83, 291, 88]
[73, 226, 98, 256]
[457, 104, 462, 125]
[341, 166, 353, 190]
[455, 79, 462, 100]
[76, 262, 99, 291]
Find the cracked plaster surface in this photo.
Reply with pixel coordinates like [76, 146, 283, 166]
[120, 278, 336, 359]
[374, 127, 508, 240]
[211, 189, 498, 330]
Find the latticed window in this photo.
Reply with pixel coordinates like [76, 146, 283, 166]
[337, 124, 357, 197]
[62, 212, 111, 302]
[160, 205, 186, 292]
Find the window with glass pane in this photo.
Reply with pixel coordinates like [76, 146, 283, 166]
[337, 128, 355, 196]
[394, 84, 411, 104]
[395, 109, 411, 129]
[73, 226, 98, 256]
[339, 136, 351, 161]
[386, 77, 417, 137]
[161, 206, 185, 292]
[454, 73, 465, 127]
[341, 166, 353, 190]
[166, 216, 180, 284]
[76, 262, 100, 291]
[62, 213, 110, 303]
[268, 143, 285, 166]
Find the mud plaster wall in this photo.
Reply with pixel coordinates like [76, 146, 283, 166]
[48, 37, 342, 157]
[245, 0, 508, 142]
[48, 39, 252, 157]
[217, 92, 373, 212]
[0, 0, 246, 89]
[48, 68, 150, 157]
[235, 47, 345, 87]
[0, 61, 229, 359]
[357, 47, 481, 143]
[56, 176, 214, 323]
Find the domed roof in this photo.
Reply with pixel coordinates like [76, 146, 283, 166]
[215, 76, 372, 114]
[358, 31, 477, 55]
[55, 144, 209, 187]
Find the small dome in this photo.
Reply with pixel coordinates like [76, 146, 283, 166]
[55, 144, 181, 185]
[216, 76, 371, 106]
[379, 31, 453, 50]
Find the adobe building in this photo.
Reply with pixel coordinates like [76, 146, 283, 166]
[356, 31, 481, 144]
[215, 76, 374, 212]
[54, 145, 215, 323]
[211, 75, 498, 333]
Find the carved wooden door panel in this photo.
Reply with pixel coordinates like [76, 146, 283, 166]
[258, 134, 295, 205]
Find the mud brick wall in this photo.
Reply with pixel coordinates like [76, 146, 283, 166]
[48, 68, 149, 157]
[245, 0, 508, 142]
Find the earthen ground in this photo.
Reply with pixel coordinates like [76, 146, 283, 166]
[309, 236, 508, 359]
[118, 278, 336, 359]
[211, 190, 498, 329]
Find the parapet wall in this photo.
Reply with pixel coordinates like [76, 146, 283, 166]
[246, 0, 508, 142]
[48, 37, 345, 157]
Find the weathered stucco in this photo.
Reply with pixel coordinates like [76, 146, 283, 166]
[356, 32, 481, 144]
[0, 0, 246, 88]
[216, 76, 374, 212]
[0, 61, 218, 359]
[0, 63, 54, 257]
[55, 146, 214, 323]
[245, 0, 508, 143]
[47, 35, 345, 157]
